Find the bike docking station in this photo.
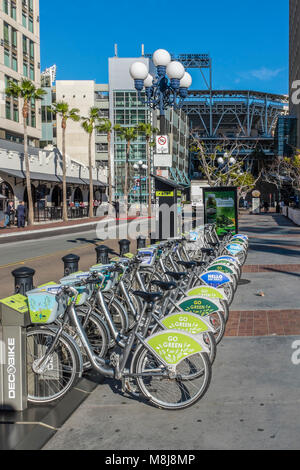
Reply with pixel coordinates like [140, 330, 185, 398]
[0, 268, 34, 412]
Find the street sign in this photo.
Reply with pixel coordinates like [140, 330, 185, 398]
[156, 135, 169, 154]
[154, 154, 172, 168]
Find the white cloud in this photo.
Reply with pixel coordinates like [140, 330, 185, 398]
[237, 67, 284, 82]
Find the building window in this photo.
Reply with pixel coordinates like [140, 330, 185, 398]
[11, 2, 16, 19]
[5, 101, 11, 119]
[4, 49, 10, 67]
[11, 28, 17, 47]
[28, 16, 33, 33]
[4, 22, 9, 43]
[12, 54, 17, 71]
[29, 40, 34, 59]
[23, 35, 28, 53]
[23, 61, 28, 77]
[3, 0, 9, 14]
[31, 111, 36, 128]
[29, 64, 34, 80]
[22, 13, 27, 28]
[13, 104, 19, 122]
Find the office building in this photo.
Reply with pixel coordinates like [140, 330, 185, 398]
[0, 0, 41, 146]
[108, 56, 190, 203]
[290, 0, 300, 147]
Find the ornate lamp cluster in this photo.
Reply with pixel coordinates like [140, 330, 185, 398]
[129, 49, 192, 112]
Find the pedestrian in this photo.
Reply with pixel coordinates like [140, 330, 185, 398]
[263, 201, 269, 213]
[4, 201, 14, 228]
[16, 201, 26, 228]
[114, 197, 120, 219]
[279, 200, 285, 214]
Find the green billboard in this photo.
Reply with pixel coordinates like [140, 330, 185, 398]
[203, 187, 238, 236]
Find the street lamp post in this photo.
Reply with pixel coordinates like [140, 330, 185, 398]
[129, 49, 192, 134]
[133, 160, 147, 215]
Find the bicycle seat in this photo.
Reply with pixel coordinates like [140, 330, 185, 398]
[177, 261, 197, 269]
[209, 242, 219, 248]
[201, 248, 215, 255]
[132, 291, 163, 303]
[151, 280, 177, 291]
[165, 271, 188, 281]
[194, 260, 207, 267]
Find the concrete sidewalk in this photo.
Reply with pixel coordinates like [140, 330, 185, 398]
[42, 211, 300, 451]
[44, 336, 300, 450]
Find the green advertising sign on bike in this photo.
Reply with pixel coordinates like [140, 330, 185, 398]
[146, 330, 208, 365]
[177, 297, 219, 316]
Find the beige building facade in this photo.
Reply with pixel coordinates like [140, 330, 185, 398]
[55, 80, 109, 167]
[290, 0, 300, 146]
[0, 0, 41, 146]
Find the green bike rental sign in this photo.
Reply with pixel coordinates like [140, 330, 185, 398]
[203, 186, 238, 236]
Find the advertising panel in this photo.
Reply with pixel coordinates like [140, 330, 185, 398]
[203, 187, 238, 236]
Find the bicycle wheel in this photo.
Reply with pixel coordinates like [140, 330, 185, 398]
[27, 327, 82, 404]
[207, 311, 226, 344]
[133, 346, 211, 410]
[75, 311, 110, 370]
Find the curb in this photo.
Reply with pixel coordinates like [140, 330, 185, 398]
[0, 372, 104, 450]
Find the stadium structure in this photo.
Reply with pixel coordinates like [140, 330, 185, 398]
[147, 53, 289, 180]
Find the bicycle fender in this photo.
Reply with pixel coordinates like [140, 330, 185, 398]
[146, 330, 210, 366]
[186, 286, 227, 300]
[160, 312, 216, 334]
[175, 296, 221, 316]
[200, 271, 233, 288]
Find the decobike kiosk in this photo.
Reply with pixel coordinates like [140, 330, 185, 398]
[152, 175, 184, 241]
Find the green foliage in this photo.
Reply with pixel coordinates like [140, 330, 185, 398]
[6, 78, 46, 102]
[49, 101, 80, 122]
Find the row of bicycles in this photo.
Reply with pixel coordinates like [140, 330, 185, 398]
[26, 224, 249, 410]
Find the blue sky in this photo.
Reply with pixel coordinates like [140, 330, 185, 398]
[40, 0, 289, 95]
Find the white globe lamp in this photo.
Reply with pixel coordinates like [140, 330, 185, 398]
[130, 62, 149, 91]
[144, 74, 154, 88]
[166, 61, 185, 89]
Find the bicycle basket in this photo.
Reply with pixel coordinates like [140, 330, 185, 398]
[60, 272, 92, 305]
[138, 248, 156, 267]
[89, 264, 117, 292]
[27, 285, 67, 324]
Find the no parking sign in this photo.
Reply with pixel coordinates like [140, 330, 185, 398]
[156, 135, 169, 154]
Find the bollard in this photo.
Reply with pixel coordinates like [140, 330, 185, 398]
[12, 267, 35, 296]
[119, 239, 131, 256]
[0, 292, 30, 411]
[137, 236, 146, 249]
[95, 245, 110, 264]
[62, 254, 80, 276]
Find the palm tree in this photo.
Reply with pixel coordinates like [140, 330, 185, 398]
[136, 123, 159, 219]
[113, 125, 138, 216]
[49, 102, 80, 222]
[97, 118, 113, 207]
[81, 107, 100, 218]
[5, 79, 46, 226]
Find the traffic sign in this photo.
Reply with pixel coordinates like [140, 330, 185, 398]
[156, 135, 169, 154]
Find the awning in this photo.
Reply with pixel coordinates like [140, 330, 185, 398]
[81, 179, 108, 188]
[57, 176, 85, 185]
[0, 168, 25, 179]
[151, 174, 184, 189]
[30, 172, 60, 183]
[0, 168, 60, 183]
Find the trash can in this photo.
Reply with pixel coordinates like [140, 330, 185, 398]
[0, 294, 30, 411]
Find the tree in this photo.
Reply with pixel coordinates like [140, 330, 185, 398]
[97, 118, 113, 207]
[5, 79, 46, 226]
[190, 138, 260, 201]
[136, 123, 159, 219]
[262, 153, 300, 193]
[113, 125, 138, 215]
[81, 107, 101, 218]
[49, 102, 80, 221]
